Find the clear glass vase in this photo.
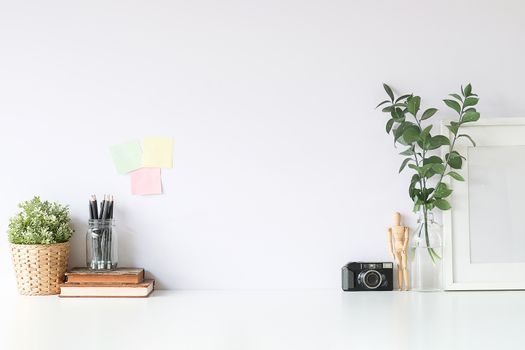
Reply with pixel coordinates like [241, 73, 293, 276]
[410, 210, 442, 291]
[86, 219, 118, 270]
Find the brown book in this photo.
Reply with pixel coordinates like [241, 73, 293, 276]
[65, 268, 144, 284]
[59, 279, 154, 298]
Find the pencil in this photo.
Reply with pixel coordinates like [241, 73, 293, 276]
[92, 195, 98, 220]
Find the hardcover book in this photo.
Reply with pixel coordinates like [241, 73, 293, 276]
[65, 268, 145, 284]
[59, 279, 154, 298]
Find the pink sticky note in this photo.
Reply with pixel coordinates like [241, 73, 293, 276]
[130, 168, 162, 195]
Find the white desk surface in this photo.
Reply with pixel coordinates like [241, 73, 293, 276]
[0, 289, 521, 350]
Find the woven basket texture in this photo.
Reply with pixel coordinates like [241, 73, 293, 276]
[10, 241, 70, 295]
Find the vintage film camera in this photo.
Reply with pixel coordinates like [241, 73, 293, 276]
[342, 262, 394, 291]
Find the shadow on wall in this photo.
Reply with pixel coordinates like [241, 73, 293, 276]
[69, 217, 86, 268]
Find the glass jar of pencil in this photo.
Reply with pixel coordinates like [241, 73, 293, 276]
[86, 219, 118, 270]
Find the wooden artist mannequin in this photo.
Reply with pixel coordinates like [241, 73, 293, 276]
[387, 212, 409, 291]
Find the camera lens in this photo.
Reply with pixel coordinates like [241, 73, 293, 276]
[365, 272, 380, 287]
[359, 270, 382, 289]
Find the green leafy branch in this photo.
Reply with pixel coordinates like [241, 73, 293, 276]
[377, 83, 480, 214]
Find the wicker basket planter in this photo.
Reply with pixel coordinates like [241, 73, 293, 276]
[10, 241, 70, 295]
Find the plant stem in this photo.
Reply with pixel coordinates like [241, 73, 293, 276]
[410, 113, 428, 208]
[421, 148, 427, 196]
[412, 151, 426, 206]
[422, 207, 436, 263]
[427, 102, 465, 202]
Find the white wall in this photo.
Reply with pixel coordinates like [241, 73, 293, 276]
[0, 0, 524, 290]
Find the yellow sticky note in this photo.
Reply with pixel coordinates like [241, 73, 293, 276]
[142, 137, 173, 168]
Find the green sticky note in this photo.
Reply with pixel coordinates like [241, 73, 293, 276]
[110, 139, 143, 174]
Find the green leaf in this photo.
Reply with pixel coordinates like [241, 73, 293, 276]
[425, 168, 437, 178]
[449, 93, 463, 102]
[419, 164, 433, 177]
[407, 96, 421, 116]
[383, 83, 394, 102]
[434, 199, 451, 210]
[396, 135, 409, 146]
[443, 99, 461, 114]
[432, 163, 445, 173]
[410, 174, 420, 185]
[447, 171, 465, 181]
[421, 108, 438, 120]
[447, 153, 462, 169]
[382, 106, 393, 113]
[429, 135, 450, 150]
[422, 187, 435, 198]
[410, 187, 423, 202]
[393, 121, 416, 144]
[418, 139, 431, 151]
[449, 150, 466, 160]
[446, 125, 457, 135]
[464, 97, 479, 107]
[376, 100, 390, 109]
[446, 121, 459, 135]
[391, 108, 405, 122]
[403, 125, 421, 143]
[463, 84, 472, 97]
[409, 188, 417, 201]
[416, 125, 432, 150]
[395, 94, 412, 103]
[389, 103, 408, 108]
[408, 163, 418, 171]
[393, 122, 407, 143]
[390, 108, 400, 119]
[399, 147, 414, 156]
[399, 158, 412, 173]
[423, 156, 442, 165]
[396, 103, 410, 108]
[408, 164, 433, 178]
[462, 111, 480, 123]
[386, 119, 395, 133]
[421, 124, 433, 135]
[458, 134, 476, 146]
[434, 183, 453, 199]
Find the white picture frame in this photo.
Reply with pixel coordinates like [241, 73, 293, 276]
[443, 118, 525, 290]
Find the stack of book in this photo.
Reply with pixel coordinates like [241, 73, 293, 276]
[59, 268, 154, 298]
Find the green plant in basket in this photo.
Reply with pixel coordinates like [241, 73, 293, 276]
[377, 84, 480, 261]
[8, 196, 74, 244]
